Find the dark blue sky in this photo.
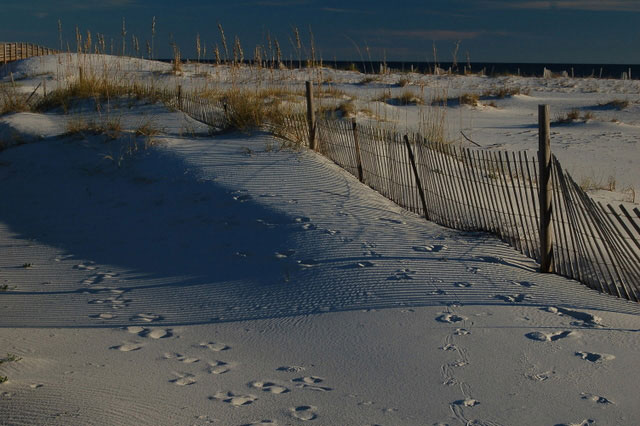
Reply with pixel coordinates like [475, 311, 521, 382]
[1, 0, 639, 63]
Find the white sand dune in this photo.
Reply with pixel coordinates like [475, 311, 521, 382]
[1, 55, 639, 426]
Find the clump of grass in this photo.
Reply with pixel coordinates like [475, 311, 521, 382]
[623, 185, 636, 203]
[459, 93, 479, 106]
[554, 109, 582, 124]
[0, 83, 31, 115]
[579, 175, 617, 192]
[221, 88, 290, 132]
[135, 119, 162, 148]
[397, 77, 410, 87]
[598, 99, 629, 110]
[359, 76, 381, 85]
[482, 85, 530, 98]
[135, 119, 161, 138]
[336, 100, 356, 118]
[64, 116, 123, 139]
[396, 90, 423, 106]
[0, 354, 22, 364]
[372, 90, 392, 103]
[0, 354, 22, 385]
[36, 75, 129, 112]
[417, 105, 450, 145]
[582, 111, 595, 121]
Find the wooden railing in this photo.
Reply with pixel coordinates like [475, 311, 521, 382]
[1, 42, 59, 64]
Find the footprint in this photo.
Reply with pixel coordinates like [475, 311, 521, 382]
[161, 352, 182, 360]
[146, 328, 171, 339]
[301, 223, 317, 231]
[297, 259, 319, 268]
[324, 229, 340, 235]
[275, 250, 296, 259]
[545, 307, 603, 328]
[198, 342, 230, 352]
[466, 266, 480, 274]
[511, 280, 535, 288]
[575, 351, 615, 363]
[208, 361, 231, 374]
[74, 262, 97, 271]
[92, 313, 116, 320]
[454, 282, 472, 288]
[232, 194, 252, 202]
[555, 420, 594, 426]
[341, 261, 375, 269]
[131, 313, 163, 323]
[525, 331, 577, 342]
[126, 326, 146, 334]
[292, 376, 332, 392]
[170, 372, 197, 386]
[388, 269, 415, 280]
[379, 218, 403, 224]
[453, 399, 479, 407]
[436, 313, 467, 323]
[276, 366, 305, 373]
[290, 405, 317, 421]
[580, 393, 613, 404]
[525, 371, 554, 381]
[110, 343, 143, 352]
[495, 294, 527, 303]
[54, 254, 74, 262]
[212, 391, 257, 406]
[249, 381, 289, 394]
[454, 328, 471, 336]
[412, 245, 446, 253]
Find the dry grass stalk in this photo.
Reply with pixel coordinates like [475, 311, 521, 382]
[599, 99, 629, 110]
[151, 16, 156, 59]
[121, 18, 127, 56]
[218, 23, 229, 64]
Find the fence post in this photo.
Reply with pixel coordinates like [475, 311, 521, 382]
[404, 135, 430, 221]
[538, 105, 553, 272]
[351, 118, 364, 182]
[177, 84, 182, 110]
[305, 81, 316, 150]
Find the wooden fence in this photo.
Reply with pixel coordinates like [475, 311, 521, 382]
[262, 111, 640, 302]
[1, 42, 59, 64]
[44, 81, 637, 301]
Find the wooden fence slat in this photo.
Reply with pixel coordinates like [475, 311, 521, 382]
[506, 152, 531, 257]
[609, 205, 640, 253]
[553, 158, 597, 288]
[551, 156, 576, 278]
[453, 145, 477, 230]
[563, 166, 617, 295]
[474, 148, 492, 231]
